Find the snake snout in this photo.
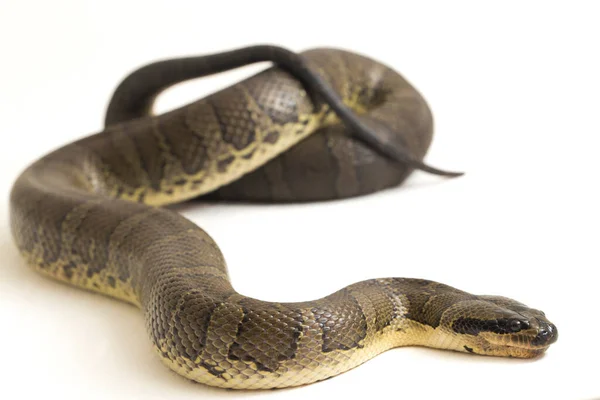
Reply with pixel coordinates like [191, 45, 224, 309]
[532, 321, 558, 347]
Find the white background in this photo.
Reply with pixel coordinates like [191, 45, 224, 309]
[1, 1, 598, 399]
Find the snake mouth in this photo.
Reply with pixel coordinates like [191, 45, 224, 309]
[513, 344, 552, 358]
[487, 340, 555, 358]
[473, 340, 551, 358]
[478, 324, 557, 358]
[503, 342, 551, 354]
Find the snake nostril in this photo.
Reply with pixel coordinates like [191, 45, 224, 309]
[548, 323, 558, 339]
[533, 322, 558, 346]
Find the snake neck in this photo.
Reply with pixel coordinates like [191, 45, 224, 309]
[8, 48, 475, 390]
[138, 274, 463, 389]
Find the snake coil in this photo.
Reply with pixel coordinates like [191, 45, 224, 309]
[10, 46, 556, 389]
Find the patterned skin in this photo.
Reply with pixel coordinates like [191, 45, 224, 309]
[9, 46, 557, 389]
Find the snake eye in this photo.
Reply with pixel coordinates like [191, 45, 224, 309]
[510, 320, 523, 332]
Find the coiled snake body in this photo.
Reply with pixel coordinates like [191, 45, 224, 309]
[9, 46, 557, 389]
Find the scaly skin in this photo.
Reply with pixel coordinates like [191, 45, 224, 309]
[9, 46, 557, 389]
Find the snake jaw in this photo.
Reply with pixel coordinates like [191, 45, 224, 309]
[469, 317, 558, 359]
[433, 295, 558, 359]
[444, 332, 550, 359]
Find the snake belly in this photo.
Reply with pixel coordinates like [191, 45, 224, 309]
[9, 47, 556, 389]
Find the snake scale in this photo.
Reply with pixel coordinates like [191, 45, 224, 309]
[9, 46, 557, 389]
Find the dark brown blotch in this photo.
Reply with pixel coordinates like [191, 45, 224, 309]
[242, 150, 256, 160]
[312, 289, 367, 353]
[389, 278, 475, 329]
[228, 303, 304, 372]
[174, 179, 187, 186]
[263, 131, 280, 144]
[200, 361, 228, 380]
[62, 261, 76, 280]
[217, 156, 235, 173]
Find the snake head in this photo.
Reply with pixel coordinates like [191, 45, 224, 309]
[437, 295, 557, 358]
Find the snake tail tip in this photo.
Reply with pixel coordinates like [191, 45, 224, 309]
[442, 170, 465, 178]
[415, 162, 465, 178]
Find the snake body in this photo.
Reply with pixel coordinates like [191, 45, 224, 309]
[10, 46, 557, 389]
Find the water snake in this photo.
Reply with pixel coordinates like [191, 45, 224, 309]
[9, 45, 557, 389]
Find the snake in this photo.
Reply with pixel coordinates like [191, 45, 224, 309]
[9, 45, 557, 389]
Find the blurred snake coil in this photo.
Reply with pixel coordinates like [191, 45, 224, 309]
[9, 46, 557, 389]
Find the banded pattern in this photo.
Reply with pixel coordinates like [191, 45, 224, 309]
[9, 47, 556, 389]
